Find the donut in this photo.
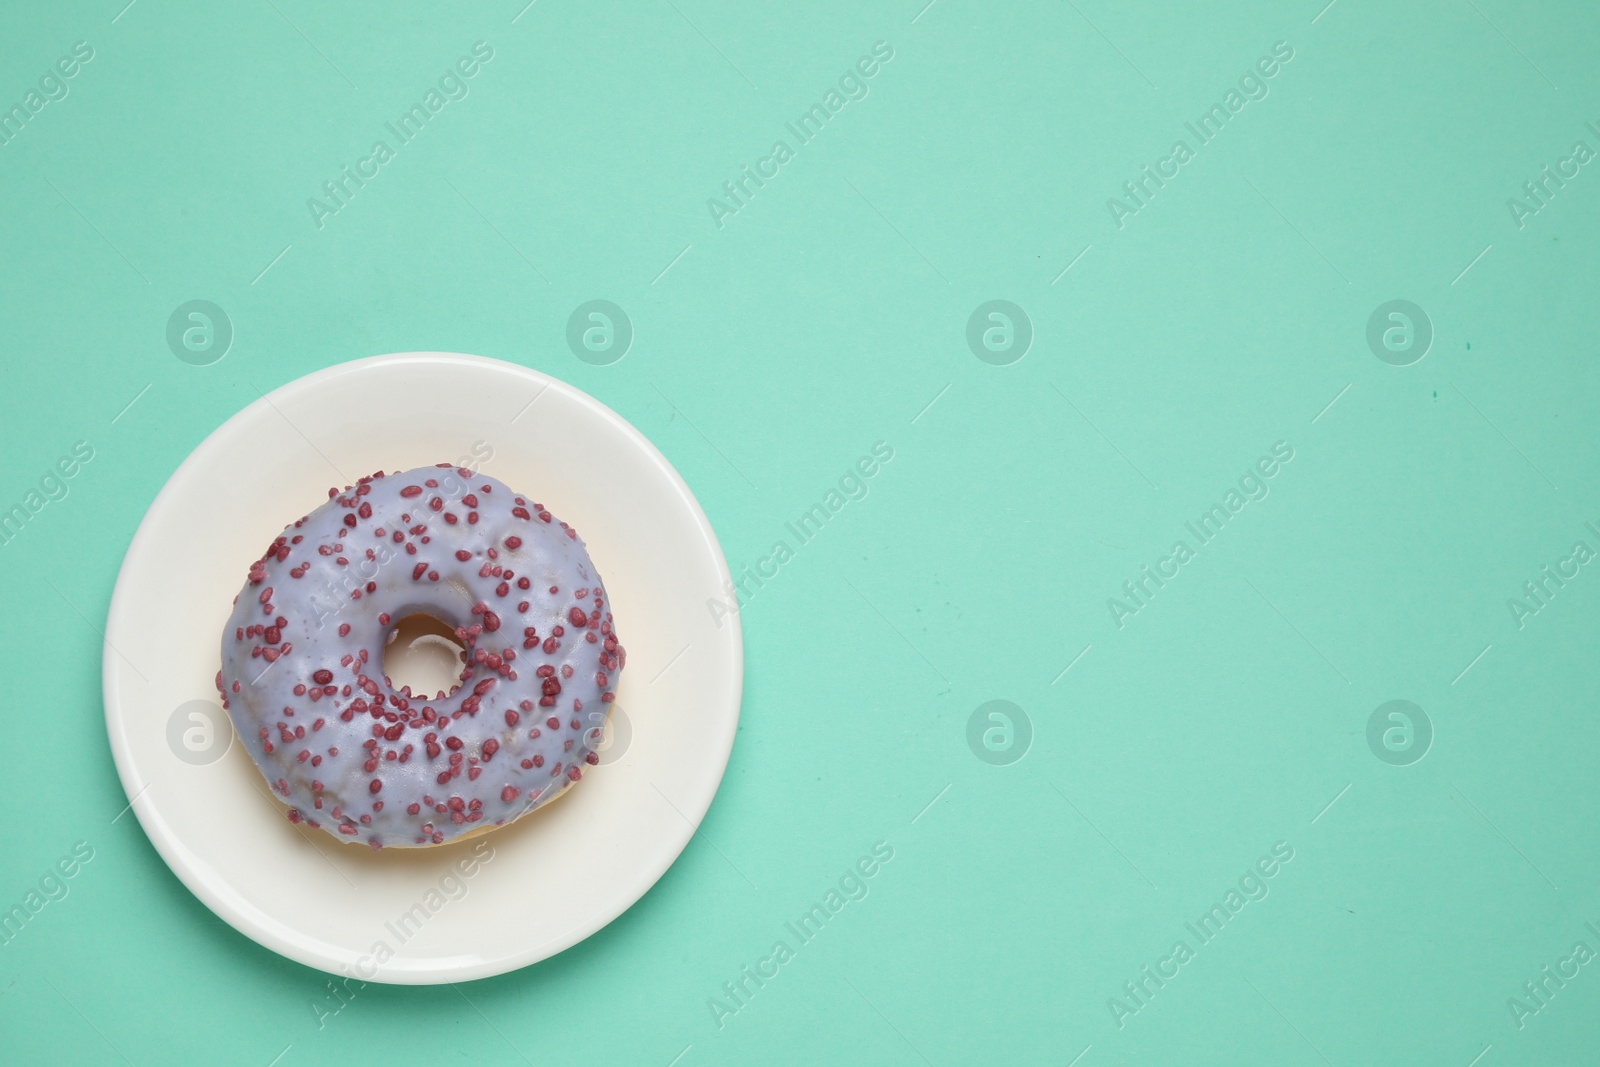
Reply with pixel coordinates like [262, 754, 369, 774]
[215, 463, 625, 849]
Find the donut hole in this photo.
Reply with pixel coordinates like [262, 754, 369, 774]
[383, 614, 468, 700]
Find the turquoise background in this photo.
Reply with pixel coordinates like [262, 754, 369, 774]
[2, 0, 1598, 1062]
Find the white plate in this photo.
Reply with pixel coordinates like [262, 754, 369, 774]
[103, 353, 742, 984]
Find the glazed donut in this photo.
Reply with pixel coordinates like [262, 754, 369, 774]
[215, 464, 625, 849]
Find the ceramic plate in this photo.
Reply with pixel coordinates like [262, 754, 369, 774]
[102, 353, 742, 983]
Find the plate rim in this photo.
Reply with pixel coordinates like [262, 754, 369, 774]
[102, 351, 744, 983]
